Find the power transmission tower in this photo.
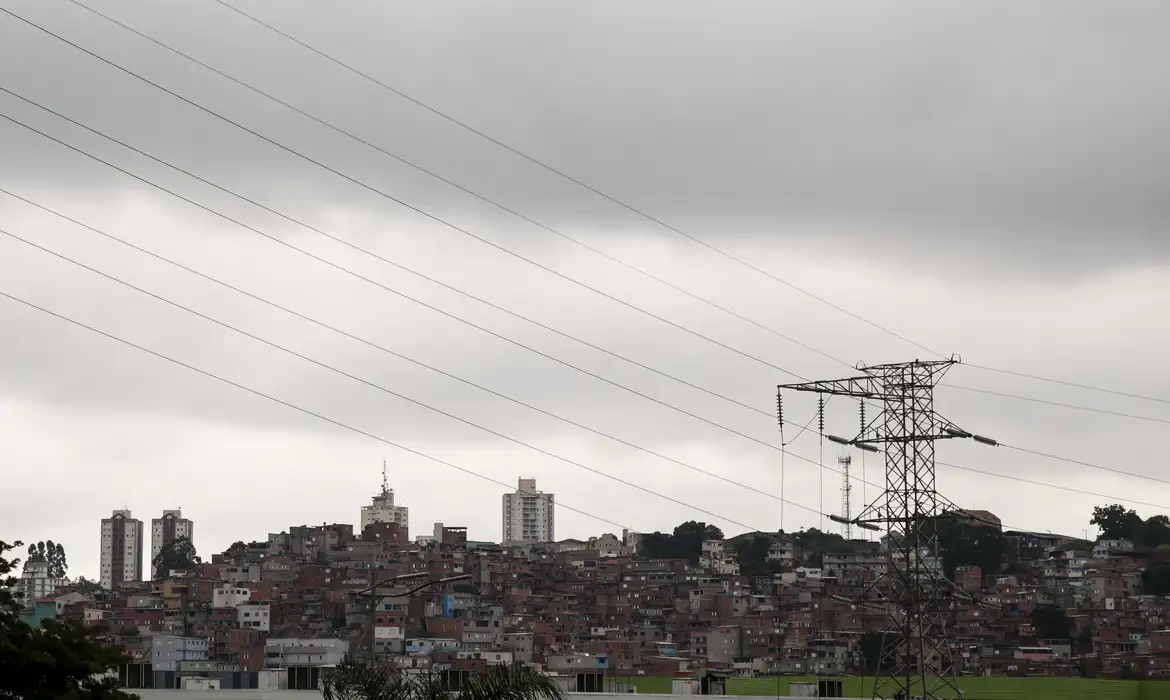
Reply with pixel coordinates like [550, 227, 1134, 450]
[839, 454, 853, 540]
[778, 358, 987, 700]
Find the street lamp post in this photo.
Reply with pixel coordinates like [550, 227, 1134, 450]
[356, 572, 472, 664]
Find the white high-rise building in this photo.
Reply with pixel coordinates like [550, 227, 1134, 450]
[151, 509, 195, 579]
[100, 509, 144, 590]
[360, 462, 409, 535]
[502, 478, 554, 545]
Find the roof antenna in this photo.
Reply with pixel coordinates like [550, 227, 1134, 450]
[382, 459, 389, 496]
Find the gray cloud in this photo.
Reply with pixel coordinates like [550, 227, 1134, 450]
[2, 0, 1169, 578]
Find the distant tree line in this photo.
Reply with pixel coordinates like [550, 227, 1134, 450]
[26, 540, 67, 579]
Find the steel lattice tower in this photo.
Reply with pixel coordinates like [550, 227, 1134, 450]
[779, 358, 975, 700]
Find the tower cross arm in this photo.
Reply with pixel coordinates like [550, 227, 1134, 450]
[777, 375, 882, 399]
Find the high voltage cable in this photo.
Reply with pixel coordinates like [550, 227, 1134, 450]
[0, 227, 765, 532]
[943, 383, 1170, 426]
[0, 86, 769, 420]
[934, 460, 1169, 511]
[203, 0, 1166, 404]
[7, 111, 1147, 512]
[0, 7, 809, 383]
[0, 285, 942, 588]
[205, 0, 939, 358]
[0, 291, 629, 534]
[0, 108, 860, 491]
[1001, 444, 1170, 489]
[0, 189, 836, 519]
[58, 0, 849, 372]
[963, 363, 1170, 407]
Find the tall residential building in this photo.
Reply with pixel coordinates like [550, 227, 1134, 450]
[502, 478, 555, 545]
[17, 557, 67, 605]
[100, 509, 144, 590]
[151, 509, 194, 579]
[360, 462, 409, 536]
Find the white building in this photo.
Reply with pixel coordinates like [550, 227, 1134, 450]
[502, 478, 555, 545]
[360, 466, 409, 535]
[151, 509, 194, 579]
[264, 638, 347, 667]
[151, 635, 210, 672]
[212, 586, 252, 609]
[100, 509, 144, 590]
[16, 558, 67, 605]
[238, 601, 271, 631]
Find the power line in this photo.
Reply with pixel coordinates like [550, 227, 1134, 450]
[0, 288, 635, 533]
[205, 0, 942, 361]
[205, 0, 1169, 407]
[943, 383, 1170, 426]
[59, 0, 850, 373]
[0, 283, 955, 593]
[3, 97, 1155, 522]
[935, 460, 1169, 511]
[1001, 443, 1170, 489]
[0, 108, 805, 466]
[0, 7, 809, 382]
[1, 189, 837, 521]
[0, 227, 767, 533]
[0, 106, 877, 502]
[963, 362, 1170, 407]
[0, 85, 770, 421]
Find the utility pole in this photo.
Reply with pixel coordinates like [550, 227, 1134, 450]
[778, 358, 995, 700]
[355, 572, 472, 664]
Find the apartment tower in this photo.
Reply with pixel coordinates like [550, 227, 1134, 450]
[151, 509, 194, 579]
[360, 462, 409, 535]
[502, 478, 554, 545]
[100, 509, 144, 590]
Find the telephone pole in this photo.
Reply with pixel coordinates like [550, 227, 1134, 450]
[779, 358, 991, 700]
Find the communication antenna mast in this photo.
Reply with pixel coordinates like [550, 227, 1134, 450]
[839, 454, 853, 540]
[778, 357, 996, 700]
[381, 459, 389, 496]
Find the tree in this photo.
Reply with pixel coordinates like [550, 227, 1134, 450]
[226, 541, 247, 556]
[152, 536, 200, 577]
[1030, 605, 1072, 641]
[1142, 563, 1170, 595]
[322, 656, 566, 700]
[1137, 515, 1170, 549]
[637, 521, 722, 564]
[1091, 505, 1142, 541]
[72, 576, 103, 595]
[25, 541, 68, 579]
[0, 539, 139, 700]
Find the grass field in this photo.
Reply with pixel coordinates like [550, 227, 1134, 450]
[622, 674, 1170, 699]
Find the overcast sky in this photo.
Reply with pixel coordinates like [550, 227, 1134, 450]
[2, 0, 1169, 579]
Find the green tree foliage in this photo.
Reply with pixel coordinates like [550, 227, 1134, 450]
[1030, 605, 1072, 641]
[322, 655, 566, 700]
[912, 517, 1004, 580]
[152, 536, 200, 577]
[226, 541, 247, 555]
[638, 521, 723, 564]
[25, 540, 68, 579]
[1091, 504, 1143, 541]
[0, 539, 139, 700]
[1142, 563, 1170, 595]
[734, 535, 784, 577]
[72, 576, 103, 594]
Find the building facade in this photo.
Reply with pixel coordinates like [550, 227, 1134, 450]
[100, 509, 144, 590]
[17, 558, 66, 606]
[360, 469, 409, 536]
[151, 509, 194, 579]
[502, 478, 554, 545]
